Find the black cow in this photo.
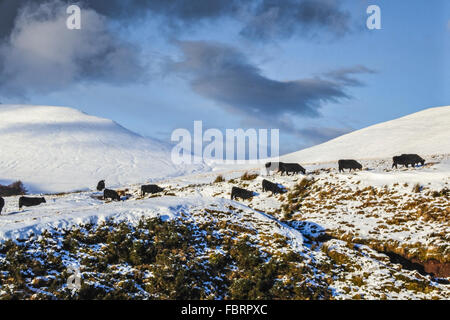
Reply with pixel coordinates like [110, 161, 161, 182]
[265, 162, 283, 171]
[141, 184, 165, 196]
[97, 180, 106, 191]
[392, 154, 425, 169]
[279, 163, 306, 176]
[19, 197, 46, 210]
[338, 159, 363, 173]
[0, 197, 4, 214]
[392, 156, 405, 168]
[407, 154, 425, 167]
[262, 180, 285, 194]
[104, 189, 121, 201]
[231, 187, 255, 201]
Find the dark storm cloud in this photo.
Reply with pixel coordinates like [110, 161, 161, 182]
[324, 65, 376, 86]
[0, 0, 352, 41]
[240, 0, 351, 40]
[89, 0, 353, 40]
[84, 0, 239, 21]
[0, 0, 21, 38]
[169, 41, 371, 122]
[0, 0, 236, 39]
[93, 0, 352, 39]
[0, 0, 356, 97]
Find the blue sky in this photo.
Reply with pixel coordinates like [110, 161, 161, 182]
[0, 0, 448, 155]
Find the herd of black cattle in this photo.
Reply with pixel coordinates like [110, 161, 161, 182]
[231, 154, 426, 200]
[0, 154, 426, 214]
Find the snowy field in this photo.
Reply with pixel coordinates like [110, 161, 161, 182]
[0, 153, 448, 299]
[3, 153, 446, 243]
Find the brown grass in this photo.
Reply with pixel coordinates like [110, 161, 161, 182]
[240, 172, 259, 181]
[214, 175, 226, 183]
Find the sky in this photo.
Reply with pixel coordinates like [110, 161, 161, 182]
[0, 0, 448, 155]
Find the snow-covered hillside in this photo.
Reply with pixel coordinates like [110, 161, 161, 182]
[0, 104, 448, 300]
[0, 155, 448, 299]
[282, 106, 450, 164]
[0, 105, 207, 193]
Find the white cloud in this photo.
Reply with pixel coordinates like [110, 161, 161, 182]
[0, 0, 144, 97]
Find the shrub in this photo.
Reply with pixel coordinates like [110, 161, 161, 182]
[281, 178, 315, 218]
[214, 175, 225, 183]
[0, 181, 27, 197]
[240, 172, 258, 181]
[0, 217, 332, 300]
[412, 183, 421, 193]
[431, 188, 448, 198]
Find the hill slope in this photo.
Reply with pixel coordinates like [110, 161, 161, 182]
[282, 106, 450, 164]
[0, 105, 206, 193]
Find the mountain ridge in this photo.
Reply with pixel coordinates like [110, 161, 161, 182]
[282, 105, 450, 164]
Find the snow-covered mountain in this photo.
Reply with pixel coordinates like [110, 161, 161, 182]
[0, 105, 207, 193]
[282, 106, 450, 164]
